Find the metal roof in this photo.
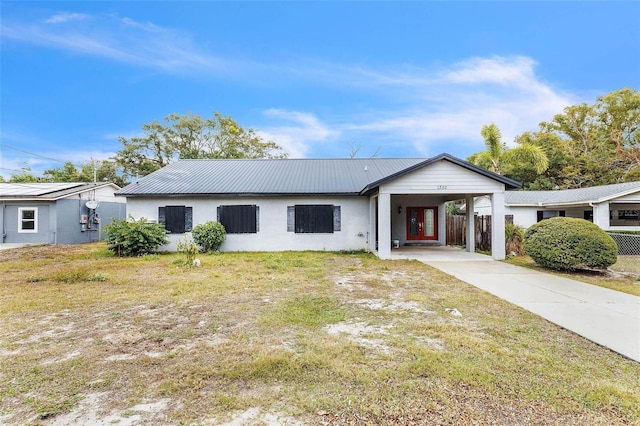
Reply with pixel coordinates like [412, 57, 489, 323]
[505, 181, 640, 206]
[116, 154, 520, 197]
[0, 182, 119, 200]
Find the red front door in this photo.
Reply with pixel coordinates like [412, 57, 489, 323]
[406, 207, 438, 241]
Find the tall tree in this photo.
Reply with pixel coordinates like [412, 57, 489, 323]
[43, 161, 81, 182]
[519, 88, 640, 188]
[8, 166, 39, 182]
[467, 123, 549, 180]
[115, 112, 288, 180]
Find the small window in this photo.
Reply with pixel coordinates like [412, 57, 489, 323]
[18, 207, 38, 233]
[536, 210, 565, 222]
[159, 206, 192, 234]
[217, 205, 259, 234]
[287, 205, 341, 233]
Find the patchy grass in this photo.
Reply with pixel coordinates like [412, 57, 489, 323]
[0, 244, 639, 425]
[506, 255, 640, 296]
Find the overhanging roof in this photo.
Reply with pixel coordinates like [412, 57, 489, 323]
[359, 153, 521, 195]
[505, 181, 640, 206]
[116, 153, 521, 198]
[0, 182, 120, 201]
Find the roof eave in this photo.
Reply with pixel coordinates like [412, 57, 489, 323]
[359, 153, 521, 195]
[117, 192, 362, 198]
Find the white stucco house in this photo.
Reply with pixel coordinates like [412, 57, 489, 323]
[116, 153, 520, 260]
[474, 181, 640, 231]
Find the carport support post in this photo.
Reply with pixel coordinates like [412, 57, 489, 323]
[378, 193, 392, 259]
[491, 191, 506, 260]
[465, 195, 475, 253]
[369, 196, 377, 252]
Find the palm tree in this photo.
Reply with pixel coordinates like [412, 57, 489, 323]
[468, 124, 549, 175]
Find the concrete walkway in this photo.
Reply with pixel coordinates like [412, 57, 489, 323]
[392, 247, 640, 362]
[0, 243, 36, 251]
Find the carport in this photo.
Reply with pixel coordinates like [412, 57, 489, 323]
[363, 154, 520, 260]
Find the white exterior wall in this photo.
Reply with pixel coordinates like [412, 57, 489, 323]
[126, 196, 370, 252]
[91, 186, 127, 203]
[509, 207, 539, 229]
[593, 202, 611, 230]
[381, 160, 505, 195]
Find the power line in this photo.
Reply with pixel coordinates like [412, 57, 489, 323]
[0, 166, 26, 173]
[0, 143, 68, 164]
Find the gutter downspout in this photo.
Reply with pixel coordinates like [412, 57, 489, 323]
[2, 202, 5, 243]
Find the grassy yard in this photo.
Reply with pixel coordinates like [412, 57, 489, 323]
[505, 255, 640, 297]
[1, 244, 639, 425]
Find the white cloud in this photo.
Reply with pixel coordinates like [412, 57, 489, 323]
[3, 10, 580, 159]
[324, 56, 577, 156]
[256, 109, 337, 158]
[3, 13, 230, 74]
[44, 12, 89, 24]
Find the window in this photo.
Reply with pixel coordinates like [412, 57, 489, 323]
[617, 210, 639, 220]
[159, 206, 192, 234]
[287, 205, 341, 233]
[217, 205, 259, 233]
[18, 207, 38, 233]
[536, 210, 565, 222]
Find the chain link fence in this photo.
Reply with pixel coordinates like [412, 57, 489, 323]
[608, 233, 640, 255]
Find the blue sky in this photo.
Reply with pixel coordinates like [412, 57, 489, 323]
[1, 1, 639, 180]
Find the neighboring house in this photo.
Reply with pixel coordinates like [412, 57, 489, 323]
[116, 153, 520, 260]
[474, 181, 640, 231]
[0, 182, 127, 245]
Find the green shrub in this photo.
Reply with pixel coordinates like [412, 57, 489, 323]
[104, 216, 169, 257]
[524, 217, 617, 271]
[177, 236, 199, 265]
[191, 221, 226, 252]
[505, 223, 525, 256]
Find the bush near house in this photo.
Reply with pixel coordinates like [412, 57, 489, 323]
[191, 221, 226, 252]
[524, 217, 617, 271]
[505, 223, 525, 256]
[103, 216, 169, 256]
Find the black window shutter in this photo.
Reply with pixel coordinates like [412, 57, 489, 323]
[333, 206, 341, 231]
[165, 205, 186, 233]
[537, 211, 544, 222]
[295, 205, 333, 233]
[219, 205, 257, 233]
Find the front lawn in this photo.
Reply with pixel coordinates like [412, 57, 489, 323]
[1, 244, 639, 425]
[506, 255, 640, 297]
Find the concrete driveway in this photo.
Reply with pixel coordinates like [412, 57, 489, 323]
[0, 243, 37, 251]
[393, 246, 640, 362]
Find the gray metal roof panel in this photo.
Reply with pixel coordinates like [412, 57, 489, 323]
[0, 182, 118, 200]
[0, 182, 83, 197]
[117, 158, 426, 196]
[505, 181, 640, 206]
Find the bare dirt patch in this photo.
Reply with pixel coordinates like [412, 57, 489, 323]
[1, 245, 639, 425]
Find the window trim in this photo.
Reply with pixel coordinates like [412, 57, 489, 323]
[18, 207, 38, 233]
